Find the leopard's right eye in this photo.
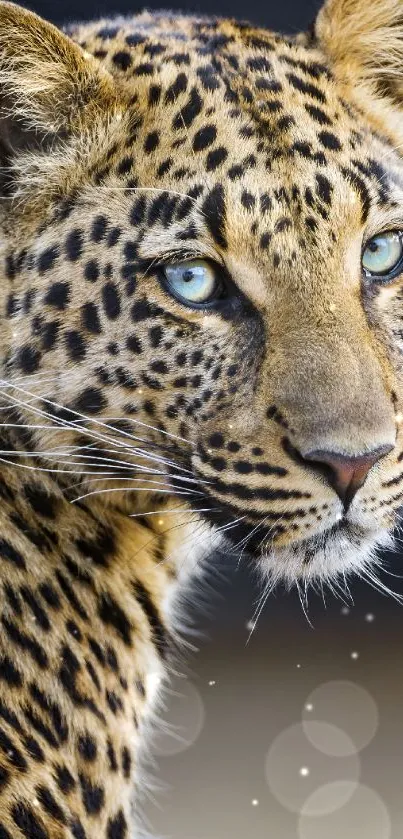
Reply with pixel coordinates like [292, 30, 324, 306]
[161, 259, 227, 308]
[362, 231, 403, 281]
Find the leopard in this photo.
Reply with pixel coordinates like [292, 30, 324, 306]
[0, 0, 402, 835]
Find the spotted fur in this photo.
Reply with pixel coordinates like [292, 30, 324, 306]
[0, 0, 402, 835]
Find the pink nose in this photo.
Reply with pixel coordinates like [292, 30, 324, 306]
[302, 445, 393, 509]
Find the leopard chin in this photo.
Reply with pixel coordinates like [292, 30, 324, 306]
[257, 518, 395, 588]
[181, 477, 399, 590]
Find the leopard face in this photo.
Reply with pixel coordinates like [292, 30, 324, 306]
[2, 0, 403, 589]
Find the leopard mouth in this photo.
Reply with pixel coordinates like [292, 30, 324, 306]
[174, 466, 393, 580]
[253, 519, 369, 576]
[193, 496, 390, 582]
[294, 516, 364, 549]
[257, 514, 394, 586]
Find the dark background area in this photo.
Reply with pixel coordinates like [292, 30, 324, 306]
[18, 1, 403, 837]
[25, 0, 322, 34]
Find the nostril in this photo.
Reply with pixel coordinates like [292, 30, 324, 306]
[302, 444, 393, 508]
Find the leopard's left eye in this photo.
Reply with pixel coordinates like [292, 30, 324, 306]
[161, 259, 225, 307]
[362, 231, 403, 280]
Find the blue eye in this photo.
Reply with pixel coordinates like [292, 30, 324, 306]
[362, 231, 403, 279]
[162, 259, 224, 306]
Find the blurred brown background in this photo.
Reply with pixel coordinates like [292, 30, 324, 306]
[140, 552, 403, 839]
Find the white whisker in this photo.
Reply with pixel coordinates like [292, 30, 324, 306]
[129, 506, 221, 518]
[0, 378, 192, 448]
[72, 485, 204, 502]
[0, 385, 199, 478]
[246, 579, 273, 644]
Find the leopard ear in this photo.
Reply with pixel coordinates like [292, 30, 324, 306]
[315, 0, 403, 121]
[0, 2, 118, 166]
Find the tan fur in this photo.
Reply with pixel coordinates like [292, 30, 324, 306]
[0, 2, 118, 132]
[317, 0, 403, 79]
[317, 0, 403, 140]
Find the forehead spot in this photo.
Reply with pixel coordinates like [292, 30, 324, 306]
[173, 86, 203, 128]
[37, 246, 59, 275]
[206, 147, 228, 172]
[247, 55, 272, 73]
[318, 131, 342, 151]
[125, 33, 147, 47]
[133, 62, 154, 76]
[84, 260, 100, 283]
[202, 185, 227, 249]
[148, 84, 162, 106]
[144, 131, 160, 153]
[241, 190, 256, 211]
[102, 283, 121, 320]
[274, 217, 292, 233]
[91, 216, 109, 243]
[286, 73, 326, 103]
[113, 51, 132, 71]
[117, 156, 133, 176]
[164, 72, 188, 104]
[192, 125, 217, 152]
[305, 103, 332, 126]
[65, 230, 84, 262]
[316, 174, 333, 205]
[260, 232, 272, 249]
[44, 282, 70, 310]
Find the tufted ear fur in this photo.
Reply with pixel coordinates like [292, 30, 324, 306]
[315, 0, 403, 135]
[0, 1, 119, 197]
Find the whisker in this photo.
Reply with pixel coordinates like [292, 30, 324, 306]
[0, 378, 193, 449]
[214, 516, 246, 534]
[0, 455, 114, 477]
[0, 387, 199, 478]
[129, 506, 222, 519]
[99, 414, 192, 448]
[0, 443, 203, 485]
[72, 485, 204, 502]
[68, 467, 208, 489]
[76, 473, 204, 489]
[246, 580, 273, 644]
[360, 562, 403, 605]
[296, 580, 314, 628]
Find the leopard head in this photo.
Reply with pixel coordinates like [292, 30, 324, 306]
[1, 0, 403, 588]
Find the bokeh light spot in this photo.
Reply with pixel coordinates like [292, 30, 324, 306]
[302, 681, 378, 755]
[265, 723, 360, 813]
[298, 783, 391, 838]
